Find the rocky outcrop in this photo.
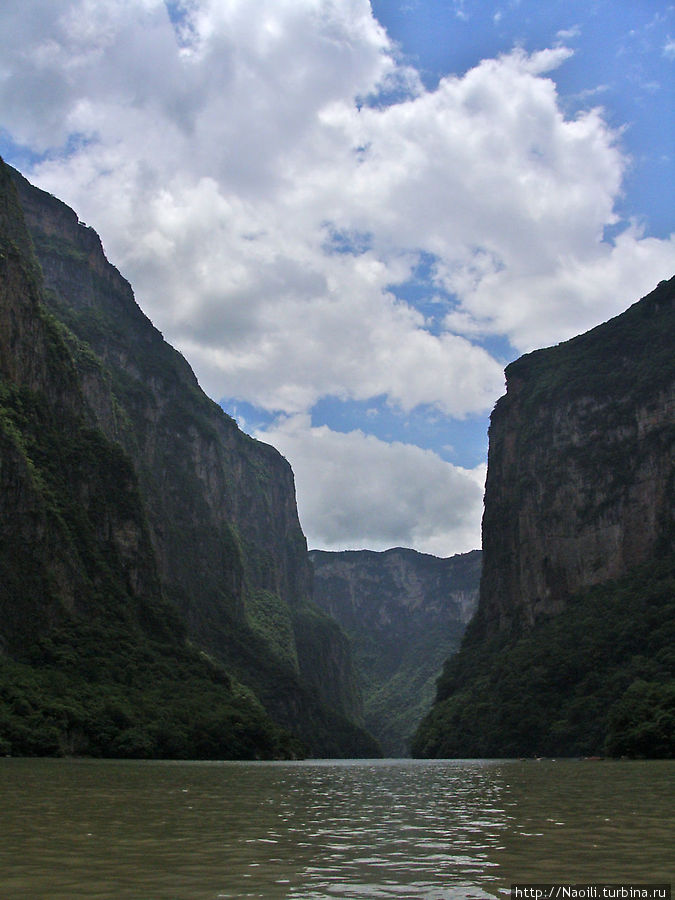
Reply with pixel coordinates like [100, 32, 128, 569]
[311, 547, 480, 756]
[476, 277, 675, 637]
[413, 278, 675, 758]
[1, 160, 377, 758]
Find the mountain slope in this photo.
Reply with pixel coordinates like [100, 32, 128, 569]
[0, 158, 300, 759]
[311, 548, 480, 756]
[1, 159, 378, 758]
[413, 277, 675, 758]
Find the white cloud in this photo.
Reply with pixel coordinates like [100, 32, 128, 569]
[7, 3, 671, 416]
[258, 415, 486, 556]
[556, 25, 580, 42]
[2, 0, 673, 552]
[443, 226, 675, 352]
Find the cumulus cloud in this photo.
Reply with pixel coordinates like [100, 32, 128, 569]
[2, 0, 673, 552]
[259, 415, 486, 555]
[443, 227, 675, 352]
[5, 1, 671, 413]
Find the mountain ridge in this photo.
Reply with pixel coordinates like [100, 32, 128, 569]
[311, 547, 480, 756]
[0, 159, 379, 758]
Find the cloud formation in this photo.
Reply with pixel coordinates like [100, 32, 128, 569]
[260, 415, 486, 554]
[1, 0, 673, 553]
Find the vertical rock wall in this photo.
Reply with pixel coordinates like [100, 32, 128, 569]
[476, 277, 675, 636]
[5, 162, 374, 755]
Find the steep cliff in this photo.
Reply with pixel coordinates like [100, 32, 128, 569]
[1, 160, 377, 758]
[0, 158, 297, 759]
[477, 277, 675, 637]
[413, 278, 675, 758]
[311, 548, 480, 756]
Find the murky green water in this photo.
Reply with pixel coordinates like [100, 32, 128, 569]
[1, 758, 672, 899]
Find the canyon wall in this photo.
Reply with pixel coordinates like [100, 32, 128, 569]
[311, 547, 480, 755]
[414, 278, 675, 758]
[476, 277, 674, 636]
[0, 160, 377, 758]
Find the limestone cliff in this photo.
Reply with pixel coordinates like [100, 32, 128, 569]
[1, 160, 376, 758]
[0, 159, 165, 650]
[476, 276, 675, 636]
[413, 278, 675, 758]
[0, 158, 301, 760]
[311, 548, 480, 756]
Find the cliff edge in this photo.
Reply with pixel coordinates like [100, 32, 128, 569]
[413, 278, 675, 758]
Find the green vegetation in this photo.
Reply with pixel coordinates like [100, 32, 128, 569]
[0, 329, 295, 761]
[310, 549, 480, 756]
[412, 556, 675, 758]
[417, 278, 675, 760]
[0, 624, 300, 760]
[337, 608, 467, 756]
[0, 159, 380, 758]
[292, 601, 363, 722]
[246, 589, 299, 672]
[175, 601, 381, 759]
[0, 391, 295, 760]
[0, 159, 302, 760]
[360, 627, 462, 757]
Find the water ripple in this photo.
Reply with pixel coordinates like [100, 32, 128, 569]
[0, 757, 672, 898]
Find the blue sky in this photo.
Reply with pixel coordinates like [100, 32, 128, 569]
[1, 0, 673, 554]
[373, 0, 674, 237]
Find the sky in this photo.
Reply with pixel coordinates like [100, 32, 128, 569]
[1, 0, 673, 556]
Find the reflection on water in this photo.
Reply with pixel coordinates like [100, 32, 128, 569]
[1, 758, 673, 899]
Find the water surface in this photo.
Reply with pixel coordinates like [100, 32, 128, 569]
[1, 758, 672, 899]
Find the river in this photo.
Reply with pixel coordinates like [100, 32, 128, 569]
[1, 758, 672, 898]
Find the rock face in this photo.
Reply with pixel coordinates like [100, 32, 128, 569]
[310, 548, 480, 756]
[0, 158, 296, 760]
[476, 277, 675, 637]
[413, 278, 675, 758]
[0, 160, 377, 758]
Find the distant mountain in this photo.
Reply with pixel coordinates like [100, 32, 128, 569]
[310, 547, 480, 756]
[413, 278, 675, 759]
[0, 159, 379, 758]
